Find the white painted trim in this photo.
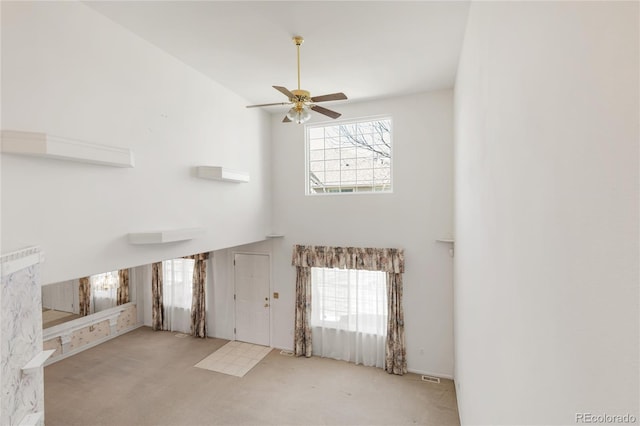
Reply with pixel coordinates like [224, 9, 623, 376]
[196, 166, 250, 183]
[127, 228, 205, 244]
[1, 130, 135, 167]
[0, 246, 44, 276]
[265, 234, 284, 238]
[21, 350, 55, 372]
[44, 323, 144, 367]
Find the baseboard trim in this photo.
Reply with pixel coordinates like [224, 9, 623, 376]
[407, 368, 454, 380]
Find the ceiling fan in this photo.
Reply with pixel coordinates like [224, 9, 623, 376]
[246, 36, 347, 124]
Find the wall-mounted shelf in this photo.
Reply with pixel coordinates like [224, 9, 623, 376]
[265, 234, 284, 239]
[196, 166, 249, 183]
[1, 130, 135, 167]
[128, 228, 205, 245]
[436, 238, 455, 243]
[1, 246, 44, 277]
[18, 412, 43, 426]
[21, 350, 55, 372]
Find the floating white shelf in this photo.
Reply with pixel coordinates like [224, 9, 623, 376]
[196, 166, 250, 183]
[21, 350, 55, 372]
[1, 246, 44, 277]
[265, 234, 284, 238]
[18, 412, 43, 426]
[1, 130, 134, 167]
[128, 227, 205, 244]
[436, 238, 455, 243]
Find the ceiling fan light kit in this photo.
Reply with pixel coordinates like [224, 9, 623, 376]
[286, 104, 312, 124]
[246, 36, 348, 123]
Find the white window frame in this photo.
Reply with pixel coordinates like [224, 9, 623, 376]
[305, 115, 393, 196]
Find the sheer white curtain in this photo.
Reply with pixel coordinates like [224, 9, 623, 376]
[162, 258, 195, 333]
[90, 271, 118, 314]
[311, 267, 387, 368]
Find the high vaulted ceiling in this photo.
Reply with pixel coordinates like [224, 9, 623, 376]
[86, 1, 470, 109]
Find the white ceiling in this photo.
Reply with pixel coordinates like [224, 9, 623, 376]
[86, 1, 470, 109]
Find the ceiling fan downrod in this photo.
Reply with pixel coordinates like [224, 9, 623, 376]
[244, 35, 347, 123]
[293, 36, 304, 92]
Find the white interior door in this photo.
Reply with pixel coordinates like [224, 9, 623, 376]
[234, 253, 270, 346]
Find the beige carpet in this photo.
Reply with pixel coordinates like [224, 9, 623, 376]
[44, 327, 460, 426]
[195, 341, 271, 377]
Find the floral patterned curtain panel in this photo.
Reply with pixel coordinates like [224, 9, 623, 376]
[78, 276, 90, 316]
[117, 268, 130, 305]
[151, 262, 164, 331]
[386, 272, 407, 375]
[186, 253, 209, 338]
[291, 245, 407, 375]
[294, 266, 312, 357]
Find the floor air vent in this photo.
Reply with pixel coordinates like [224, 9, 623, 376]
[421, 375, 441, 384]
[280, 350, 294, 356]
[174, 333, 189, 339]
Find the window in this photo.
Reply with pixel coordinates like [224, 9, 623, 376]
[162, 258, 195, 333]
[306, 118, 392, 194]
[90, 270, 118, 313]
[311, 267, 388, 336]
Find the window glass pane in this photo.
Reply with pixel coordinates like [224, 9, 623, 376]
[311, 267, 387, 335]
[324, 159, 341, 171]
[341, 170, 357, 184]
[309, 140, 324, 151]
[325, 126, 340, 138]
[340, 147, 356, 159]
[324, 171, 341, 184]
[309, 150, 324, 161]
[305, 118, 392, 195]
[309, 160, 325, 173]
[163, 259, 195, 309]
[356, 157, 374, 169]
[90, 270, 119, 313]
[309, 127, 324, 139]
[324, 147, 342, 160]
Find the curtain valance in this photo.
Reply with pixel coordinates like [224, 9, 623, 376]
[291, 245, 404, 273]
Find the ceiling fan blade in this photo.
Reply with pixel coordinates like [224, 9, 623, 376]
[273, 86, 295, 99]
[283, 115, 292, 123]
[311, 105, 342, 119]
[246, 102, 291, 108]
[310, 92, 348, 103]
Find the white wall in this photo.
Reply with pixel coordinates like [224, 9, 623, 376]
[454, 2, 639, 424]
[270, 91, 454, 377]
[1, 1, 271, 284]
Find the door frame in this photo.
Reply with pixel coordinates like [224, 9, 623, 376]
[232, 251, 272, 347]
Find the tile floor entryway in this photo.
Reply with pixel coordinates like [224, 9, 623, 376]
[194, 340, 272, 377]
